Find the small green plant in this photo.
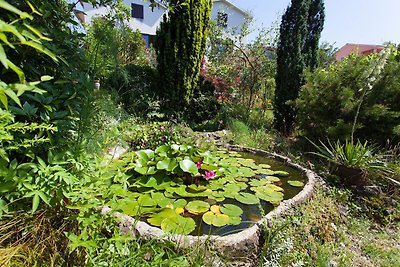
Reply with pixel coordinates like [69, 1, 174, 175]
[309, 139, 384, 170]
[308, 139, 396, 186]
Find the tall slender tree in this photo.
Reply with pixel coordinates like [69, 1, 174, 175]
[304, 0, 325, 70]
[154, 0, 212, 114]
[274, 0, 325, 135]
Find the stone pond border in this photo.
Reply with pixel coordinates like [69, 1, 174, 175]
[102, 145, 318, 264]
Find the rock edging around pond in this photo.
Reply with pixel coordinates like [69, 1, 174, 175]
[102, 145, 318, 266]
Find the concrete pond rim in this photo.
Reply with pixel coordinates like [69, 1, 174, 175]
[102, 145, 318, 261]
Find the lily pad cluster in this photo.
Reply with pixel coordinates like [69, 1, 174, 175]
[108, 144, 304, 235]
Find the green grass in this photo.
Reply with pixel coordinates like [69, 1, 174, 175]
[259, 186, 400, 267]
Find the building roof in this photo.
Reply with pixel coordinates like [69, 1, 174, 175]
[335, 43, 385, 60]
[213, 0, 252, 19]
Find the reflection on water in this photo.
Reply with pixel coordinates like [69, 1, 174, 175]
[191, 152, 305, 236]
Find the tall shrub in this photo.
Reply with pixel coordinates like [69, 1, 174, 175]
[154, 0, 212, 113]
[296, 50, 400, 145]
[274, 0, 324, 135]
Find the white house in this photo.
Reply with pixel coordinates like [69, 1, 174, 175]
[80, 0, 251, 46]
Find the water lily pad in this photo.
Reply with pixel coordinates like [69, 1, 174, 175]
[209, 191, 226, 202]
[287, 180, 304, 187]
[210, 205, 221, 214]
[147, 208, 177, 227]
[237, 167, 256, 177]
[138, 194, 157, 207]
[224, 183, 241, 192]
[264, 184, 284, 192]
[256, 190, 284, 203]
[235, 192, 260, 204]
[161, 216, 196, 235]
[155, 145, 170, 157]
[186, 200, 210, 214]
[249, 179, 271, 187]
[272, 170, 290, 177]
[151, 192, 173, 208]
[173, 199, 187, 209]
[202, 211, 230, 227]
[156, 158, 171, 170]
[229, 216, 241, 225]
[266, 176, 281, 182]
[188, 184, 208, 192]
[179, 159, 199, 175]
[258, 164, 271, 169]
[220, 204, 243, 217]
[258, 169, 274, 175]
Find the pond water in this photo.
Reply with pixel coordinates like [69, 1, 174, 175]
[187, 152, 306, 236]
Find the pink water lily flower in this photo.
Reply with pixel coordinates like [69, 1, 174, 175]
[203, 170, 216, 180]
[196, 162, 202, 169]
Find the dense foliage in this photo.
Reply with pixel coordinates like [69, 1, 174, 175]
[274, 0, 324, 135]
[154, 0, 212, 113]
[296, 50, 400, 145]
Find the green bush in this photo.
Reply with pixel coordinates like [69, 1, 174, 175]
[106, 64, 160, 118]
[186, 76, 220, 125]
[296, 51, 400, 145]
[119, 120, 192, 150]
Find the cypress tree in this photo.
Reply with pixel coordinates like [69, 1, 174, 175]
[274, 0, 310, 135]
[154, 0, 212, 114]
[274, 0, 324, 135]
[304, 0, 325, 70]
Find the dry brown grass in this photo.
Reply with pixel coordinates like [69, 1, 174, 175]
[0, 211, 81, 267]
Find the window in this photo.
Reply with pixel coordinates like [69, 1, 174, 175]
[131, 3, 144, 19]
[142, 34, 155, 48]
[217, 12, 228, 27]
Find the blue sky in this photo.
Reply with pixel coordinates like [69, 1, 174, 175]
[230, 0, 400, 48]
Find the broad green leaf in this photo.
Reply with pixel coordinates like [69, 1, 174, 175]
[256, 191, 284, 205]
[137, 194, 157, 207]
[258, 164, 271, 169]
[179, 159, 198, 175]
[272, 170, 290, 177]
[155, 145, 169, 156]
[186, 200, 210, 215]
[235, 192, 259, 205]
[229, 216, 241, 225]
[147, 208, 177, 227]
[156, 158, 170, 170]
[202, 212, 230, 227]
[161, 216, 195, 235]
[287, 180, 304, 187]
[220, 204, 243, 217]
[135, 166, 149, 175]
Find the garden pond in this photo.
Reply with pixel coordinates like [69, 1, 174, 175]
[107, 144, 306, 236]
